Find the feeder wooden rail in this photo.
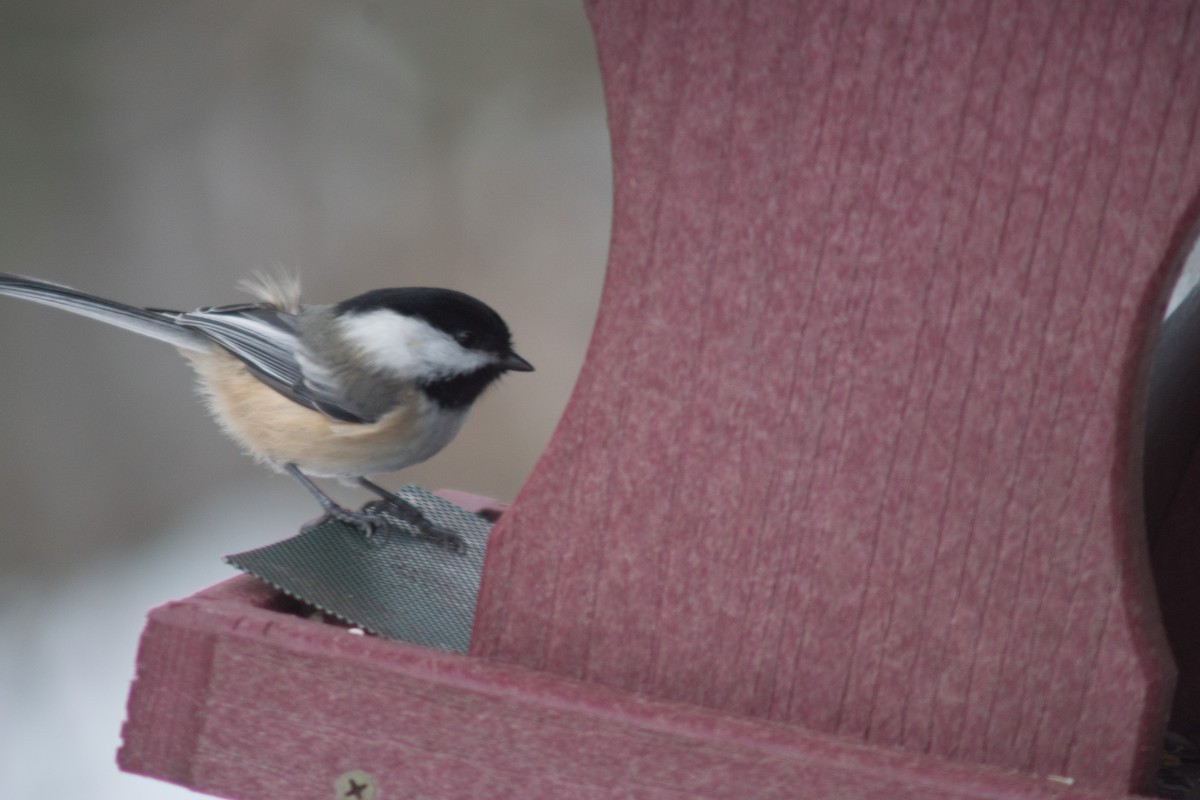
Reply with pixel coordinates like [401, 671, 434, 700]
[120, 1, 1200, 797]
[121, 573, 1130, 800]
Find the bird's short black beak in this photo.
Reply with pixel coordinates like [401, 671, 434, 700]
[500, 352, 535, 372]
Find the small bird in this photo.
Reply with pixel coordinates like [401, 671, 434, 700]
[0, 272, 533, 545]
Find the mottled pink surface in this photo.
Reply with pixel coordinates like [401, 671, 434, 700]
[474, 0, 1200, 791]
[121, 574, 1133, 800]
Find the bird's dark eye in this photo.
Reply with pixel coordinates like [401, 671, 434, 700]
[454, 330, 476, 348]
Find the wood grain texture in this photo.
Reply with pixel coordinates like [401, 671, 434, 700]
[473, 0, 1200, 792]
[120, 575, 1139, 800]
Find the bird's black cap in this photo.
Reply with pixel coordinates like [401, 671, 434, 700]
[337, 287, 530, 368]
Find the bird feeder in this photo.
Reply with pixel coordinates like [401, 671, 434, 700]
[118, 1, 1200, 797]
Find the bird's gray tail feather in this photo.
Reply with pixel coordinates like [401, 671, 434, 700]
[0, 273, 207, 351]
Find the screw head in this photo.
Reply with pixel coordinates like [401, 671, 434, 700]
[334, 770, 377, 800]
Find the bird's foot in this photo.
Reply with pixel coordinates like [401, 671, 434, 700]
[361, 499, 466, 554]
[307, 504, 387, 538]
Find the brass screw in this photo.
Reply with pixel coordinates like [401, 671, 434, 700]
[334, 770, 377, 800]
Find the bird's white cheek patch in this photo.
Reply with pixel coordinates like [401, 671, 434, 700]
[338, 309, 491, 378]
[339, 310, 426, 373]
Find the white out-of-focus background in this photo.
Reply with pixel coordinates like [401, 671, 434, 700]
[0, 2, 609, 796]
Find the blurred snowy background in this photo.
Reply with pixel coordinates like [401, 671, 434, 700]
[0, 1, 609, 796]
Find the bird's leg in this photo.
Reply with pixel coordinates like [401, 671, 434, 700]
[284, 463, 385, 537]
[356, 477, 465, 552]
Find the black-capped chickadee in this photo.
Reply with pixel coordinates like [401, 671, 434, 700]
[0, 272, 532, 545]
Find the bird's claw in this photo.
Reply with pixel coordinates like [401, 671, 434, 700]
[304, 498, 466, 553]
[310, 506, 385, 538]
[362, 500, 466, 553]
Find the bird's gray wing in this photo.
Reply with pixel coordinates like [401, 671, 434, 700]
[162, 303, 373, 424]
